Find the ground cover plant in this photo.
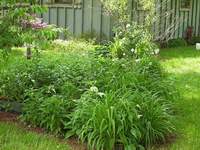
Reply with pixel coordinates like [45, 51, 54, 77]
[167, 39, 187, 48]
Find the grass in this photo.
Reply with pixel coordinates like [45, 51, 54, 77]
[158, 46, 200, 150]
[0, 123, 70, 150]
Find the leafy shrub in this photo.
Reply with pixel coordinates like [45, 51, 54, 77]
[190, 37, 200, 45]
[110, 24, 158, 58]
[0, 52, 93, 101]
[0, 1, 46, 51]
[94, 45, 111, 57]
[0, 60, 34, 101]
[0, 25, 23, 49]
[21, 91, 74, 134]
[78, 30, 105, 43]
[167, 38, 187, 48]
[0, 57, 63, 101]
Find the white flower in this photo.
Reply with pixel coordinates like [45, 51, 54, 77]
[136, 104, 140, 108]
[90, 86, 98, 93]
[137, 115, 143, 119]
[112, 58, 119, 62]
[122, 37, 126, 41]
[121, 64, 126, 68]
[135, 59, 140, 63]
[154, 49, 160, 55]
[123, 53, 126, 56]
[196, 43, 200, 50]
[126, 24, 131, 28]
[98, 92, 105, 97]
[131, 48, 135, 53]
[53, 39, 69, 46]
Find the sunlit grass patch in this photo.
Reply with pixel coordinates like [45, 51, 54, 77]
[157, 46, 200, 150]
[0, 123, 70, 150]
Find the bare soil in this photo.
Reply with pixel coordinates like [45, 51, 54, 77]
[0, 112, 18, 122]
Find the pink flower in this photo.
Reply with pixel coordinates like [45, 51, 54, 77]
[21, 17, 48, 29]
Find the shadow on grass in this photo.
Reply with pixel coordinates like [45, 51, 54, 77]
[160, 46, 200, 59]
[157, 44, 200, 150]
[165, 70, 200, 150]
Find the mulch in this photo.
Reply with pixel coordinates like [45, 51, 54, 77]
[0, 111, 87, 150]
[0, 96, 9, 101]
[0, 111, 18, 122]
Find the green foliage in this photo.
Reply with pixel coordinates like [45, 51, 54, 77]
[100, 0, 129, 28]
[167, 38, 187, 48]
[100, 0, 155, 30]
[94, 44, 110, 57]
[78, 30, 108, 43]
[49, 39, 96, 53]
[65, 56, 177, 149]
[110, 24, 158, 58]
[100, 0, 157, 59]
[0, 48, 177, 149]
[190, 37, 200, 45]
[134, 92, 175, 147]
[21, 93, 74, 134]
[0, 53, 93, 101]
[0, 60, 34, 101]
[66, 78, 175, 149]
[0, 0, 45, 50]
[66, 91, 142, 150]
[0, 0, 67, 53]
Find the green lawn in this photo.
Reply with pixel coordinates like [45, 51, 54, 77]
[0, 123, 70, 150]
[159, 46, 200, 150]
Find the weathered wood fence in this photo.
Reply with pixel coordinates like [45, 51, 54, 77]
[1, 0, 200, 40]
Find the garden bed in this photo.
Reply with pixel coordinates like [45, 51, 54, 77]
[0, 48, 178, 149]
[0, 112, 18, 122]
[0, 100, 22, 113]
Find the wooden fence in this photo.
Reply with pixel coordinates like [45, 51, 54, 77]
[1, 0, 200, 40]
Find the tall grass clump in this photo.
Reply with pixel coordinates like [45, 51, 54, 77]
[65, 56, 178, 149]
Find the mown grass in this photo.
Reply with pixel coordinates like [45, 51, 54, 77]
[0, 123, 70, 150]
[158, 46, 200, 150]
